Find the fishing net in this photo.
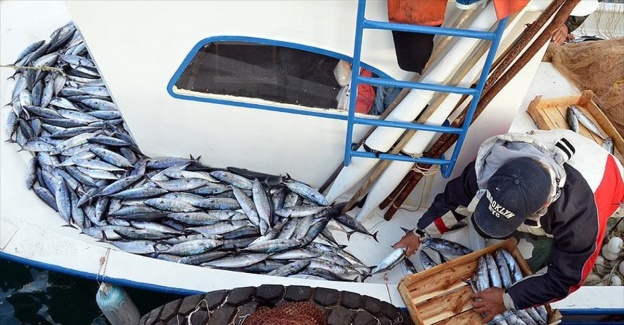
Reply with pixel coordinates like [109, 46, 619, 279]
[242, 302, 327, 325]
[543, 37, 624, 136]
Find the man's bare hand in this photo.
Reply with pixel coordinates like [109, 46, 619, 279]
[471, 287, 506, 323]
[551, 24, 570, 45]
[393, 231, 421, 257]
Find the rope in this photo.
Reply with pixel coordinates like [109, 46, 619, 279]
[96, 248, 111, 284]
[410, 163, 440, 176]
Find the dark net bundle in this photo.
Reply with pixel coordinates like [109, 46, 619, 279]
[242, 301, 327, 325]
[544, 37, 624, 136]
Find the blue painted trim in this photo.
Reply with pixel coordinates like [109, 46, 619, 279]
[0, 251, 203, 296]
[353, 117, 463, 134]
[560, 308, 624, 315]
[167, 35, 393, 121]
[344, 0, 368, 167]
[359, 76, 479, 95]
[351, 151, 453, 165]
[363, 19, 496, 40]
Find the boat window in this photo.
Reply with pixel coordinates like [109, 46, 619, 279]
[169, 39, 388, 117]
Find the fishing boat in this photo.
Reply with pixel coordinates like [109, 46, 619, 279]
[1, 0, 623, 322]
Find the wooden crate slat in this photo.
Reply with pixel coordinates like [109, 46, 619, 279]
[408, 279, 468, 305]
[417, 285, 475, 324]
[432, 309, 483, 325]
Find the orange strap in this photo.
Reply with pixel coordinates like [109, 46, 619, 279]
[493, 0, 530, 20]
[387, 0, 447, 26]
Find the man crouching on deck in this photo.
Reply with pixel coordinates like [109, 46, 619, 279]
[393, 129, 624, 322]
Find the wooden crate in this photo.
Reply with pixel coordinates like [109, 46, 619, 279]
[526, 90, 624, 162]
[397, 238, 562, 325]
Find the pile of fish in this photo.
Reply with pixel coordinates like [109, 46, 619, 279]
[5, 22, 389, 282]
[469, 249, 549, 325]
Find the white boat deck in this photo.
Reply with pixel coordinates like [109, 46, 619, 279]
[2, 0, 623, 311]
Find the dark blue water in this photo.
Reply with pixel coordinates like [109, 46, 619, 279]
[0, 258, 184, 324]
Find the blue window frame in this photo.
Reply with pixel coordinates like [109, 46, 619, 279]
[167, 36, 391, 120]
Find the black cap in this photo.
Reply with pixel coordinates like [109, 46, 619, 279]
[473, 157, 551, 239]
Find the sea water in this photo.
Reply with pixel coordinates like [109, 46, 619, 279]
[0, 259, 184, 324]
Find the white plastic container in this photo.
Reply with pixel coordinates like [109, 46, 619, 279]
[333, 60, 352, 87]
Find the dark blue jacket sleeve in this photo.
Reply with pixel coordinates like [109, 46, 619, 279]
[416, 162, 479, 231]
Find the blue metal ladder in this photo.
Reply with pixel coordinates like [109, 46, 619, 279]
[343, 0, 508, 178]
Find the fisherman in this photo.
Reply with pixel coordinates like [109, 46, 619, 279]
[393, 129, 624, 322]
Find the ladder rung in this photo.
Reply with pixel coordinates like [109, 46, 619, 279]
[362, 19, 497, 40]
[352, 117, 463, 134]
[358, 76, 479, 96]
[350, 150, 454, 165]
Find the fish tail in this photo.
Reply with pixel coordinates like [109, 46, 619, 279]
[370, 230, 379, 243]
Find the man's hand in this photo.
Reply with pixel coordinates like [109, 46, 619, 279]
[393, 231, 421, 257]
[471, 287, 506, 323]
[551, 24, 570, 45]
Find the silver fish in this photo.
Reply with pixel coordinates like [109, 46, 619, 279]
[371, 247, 406, 275]
[160, 239, 223, 256]
[267, 260, 311, 277]
[419, 249, 438, 270]
[485, 253, 502, 288]
[275, 205, 326, 218]
[203, 253, 270, 269]
[232, 185, 259, 226]
[569, 105, 605, 139]
[475, 256, 490, 292]
[113, 227, 172, 241]
[283, 180, 329, 206]
[192, 197, 240, 210]
[602, 137, 614, 155]
[524, 307, 546, 325]
[495, 249, 513, 289]
[499, 249, 523, 283]
[566, 105, 579, 132]
[252, 178, 272, 228]
[109, 186, 168, 200]
[209, 170, 253, 190]
[144, 198, 200, 213]
[241, 238, 302, 254]
[422, 237, 472, 256]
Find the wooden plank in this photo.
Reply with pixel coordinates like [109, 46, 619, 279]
[403, 261, 476, 303]
[432, 309, 483, 325]
[408, 279, 468, 305]
[417, 285, 474, 324]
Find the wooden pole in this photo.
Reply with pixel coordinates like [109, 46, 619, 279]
[382, 0, 581, 220]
